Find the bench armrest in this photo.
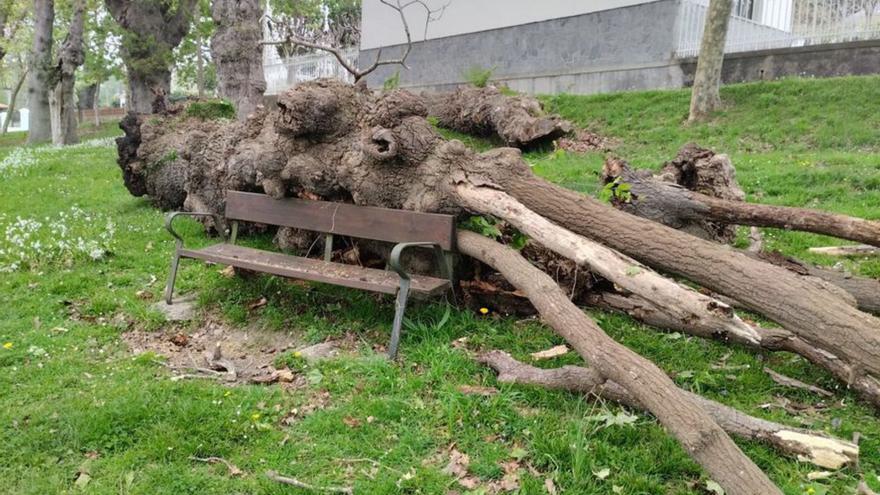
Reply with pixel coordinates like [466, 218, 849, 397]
[389, 242, 450, 281]
[165, 211, 226, 248]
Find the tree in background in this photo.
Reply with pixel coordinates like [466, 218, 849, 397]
[1, 1, 31, 134]
[688, 0, 733, 122]
[79, 0, 123, 125]
[27, 0, 56, 143]
[176, 0, 217, 99]
[49, 0, 86, 145]
[211, 0, 265, 120]
[104, 0, 199, 113]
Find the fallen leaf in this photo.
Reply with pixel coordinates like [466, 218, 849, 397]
[169, 333, 189, 347]
[275, 368, 295, 383]
[530, 345, 569, 360]
[443, 448, 470, 479]
[219, 265, 235, 278]
[135, 290, 153, 300]
[705, 479, 725, 495]
[343, 416, 361, 428]
[544, 478, 557, 494]
[457, 385, 499, 396]
[593, 467, 610, 480]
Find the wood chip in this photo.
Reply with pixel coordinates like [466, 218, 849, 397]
[530, 345, 569, 360]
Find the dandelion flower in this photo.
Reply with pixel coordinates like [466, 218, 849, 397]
[479, 307, 489, 315]
[251, 412, 261, 421]
[2, 342, 12, 349]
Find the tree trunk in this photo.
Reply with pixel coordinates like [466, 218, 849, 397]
[105, 0, 199, 114]
[688, 0, 732, 121]
[196, 39, 205, 99]
[427, 85, 573, 148]
[605, 156, 880, 247]
[93, 82, 101, 126]
[211, 0, 266, 121]
[50, 0, 86, 146]
[1, 69, 27, 135]
[27, 0, 55, 144]
[478, 351, 859, 469]
[457, 231, 781, 495]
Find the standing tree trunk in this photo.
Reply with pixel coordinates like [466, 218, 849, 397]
[105, 0, 199, 114]
[50, 0, 86, 145]
[211, 0, 266, 121]
[1, 69, 27, 135]
[688, 0, 733, 122]
[93, 82, 101, 126]
[26, 0, 55, 144]
[196, 38, 205, 99]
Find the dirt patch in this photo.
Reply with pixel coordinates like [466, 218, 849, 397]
[556, 129, 617, 153]
[123, 319, 346, 386]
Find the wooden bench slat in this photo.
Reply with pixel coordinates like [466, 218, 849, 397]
[225, 191, 456, 251]
[180, 244, 450, 296]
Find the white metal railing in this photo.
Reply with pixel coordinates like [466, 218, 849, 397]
[264, 48, 358, 95]
[675, 0, 880, 57]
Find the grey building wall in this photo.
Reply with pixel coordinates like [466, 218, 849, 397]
[359, 0, 686, 94]
[679, 39, 880, 85]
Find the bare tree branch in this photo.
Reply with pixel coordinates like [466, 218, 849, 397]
[263, 0, 450, 82]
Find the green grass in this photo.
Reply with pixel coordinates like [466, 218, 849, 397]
[1, 77, 879, 494]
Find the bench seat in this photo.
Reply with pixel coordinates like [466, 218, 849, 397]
[181, 244, 451, 297]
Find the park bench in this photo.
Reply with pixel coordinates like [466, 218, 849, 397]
[163, 191, 455, 359]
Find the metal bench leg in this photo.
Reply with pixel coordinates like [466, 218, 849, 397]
[388, 278, 411, 360]
[164, 251, 181, 305]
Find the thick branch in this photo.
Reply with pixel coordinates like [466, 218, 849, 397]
[478, 351, 858, 469]
[457, 230, 781, 495]
[605, 159, 880, 247]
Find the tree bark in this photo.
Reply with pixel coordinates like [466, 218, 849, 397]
[497, 173, 880, 384]
[427, 85, 573, 148]
[27, 0, 55, 144]
[211, 0, 266, 121]
[50, 0, 86, 145]
[478, 351, 858, 469]
[105, 0, 199, 114]
[1, 69, 27, 135]
[457, 231, 781, 495]
[688, 0, 732, 121]
[605, 156, 880, 248]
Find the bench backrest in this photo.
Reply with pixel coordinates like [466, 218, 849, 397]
[225, 191, 456, 250]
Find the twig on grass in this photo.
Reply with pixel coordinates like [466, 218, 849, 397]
[266, 470, 353, 494]
[764, 367, 833, 397]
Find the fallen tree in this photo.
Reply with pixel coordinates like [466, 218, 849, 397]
[115, 80, 880, 493]
[478, 350, 858, 469]
[602, 145, 880, 247]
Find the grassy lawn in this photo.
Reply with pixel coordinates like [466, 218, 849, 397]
[1, 77, 879, 494]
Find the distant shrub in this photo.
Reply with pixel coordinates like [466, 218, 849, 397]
[185, 100, 236, 120]
[383, 71, 401, 91]
[463, 66, 495, 88]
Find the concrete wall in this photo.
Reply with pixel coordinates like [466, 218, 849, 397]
[359, 0, 684, 94]
[679, 39, 880, 85]
[361, 0, 653, 49]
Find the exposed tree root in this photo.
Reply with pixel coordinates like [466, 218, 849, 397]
[477, 350, 858, 469]
[427, 85, 573, 148]
[458, 230, 781, 495]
